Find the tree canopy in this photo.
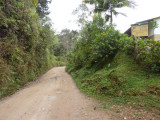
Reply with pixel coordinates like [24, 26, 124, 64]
[36, 0, 52, 18]
[83, 0, 135, 24]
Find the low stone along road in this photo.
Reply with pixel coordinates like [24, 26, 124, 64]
[0, 67, 113, 120]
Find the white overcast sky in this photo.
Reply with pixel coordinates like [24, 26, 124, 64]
[49, 0, 160, 33]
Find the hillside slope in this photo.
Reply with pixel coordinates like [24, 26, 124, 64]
[67, 52, 160, 113]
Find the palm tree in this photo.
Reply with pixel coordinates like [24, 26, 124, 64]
[83, 0, 135, 24]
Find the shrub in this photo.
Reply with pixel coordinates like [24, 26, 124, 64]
[67, 15, 129, 71]
[137, 38, 160, 72]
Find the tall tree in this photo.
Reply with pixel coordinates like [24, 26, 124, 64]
[73, 4, 90, 28]
[83, 0, 135, 24]
[36, 0, 52, 18]
[54, 29, 78, 56]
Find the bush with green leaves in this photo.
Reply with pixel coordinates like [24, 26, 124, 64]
[67, 15, 133, 72]
[66, 14, 160, 113]
[137, 38, 160, 71]
[117, 34, 134, 55]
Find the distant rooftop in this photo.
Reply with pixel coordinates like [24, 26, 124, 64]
[132, 16, 160, 26]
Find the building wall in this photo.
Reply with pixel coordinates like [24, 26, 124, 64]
[154, 18, 160, 35]
[154, 34, 160, 40]
[148, 27, 154, 37]
[149, 18, 160, 40]
[149, 34, 160, 41]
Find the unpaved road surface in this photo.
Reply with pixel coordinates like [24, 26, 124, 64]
[0, 67, 112, 120]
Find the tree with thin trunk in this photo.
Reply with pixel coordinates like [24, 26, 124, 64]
[83, 0, 135, 24]
[73, 4, 90, 28]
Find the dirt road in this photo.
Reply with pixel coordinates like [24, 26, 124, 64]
[0, 67, 112, 120]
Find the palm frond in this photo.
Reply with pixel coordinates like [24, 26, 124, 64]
[112, 10, 127, 17]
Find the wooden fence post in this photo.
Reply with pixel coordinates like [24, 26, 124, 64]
[133, 36, 139, 62]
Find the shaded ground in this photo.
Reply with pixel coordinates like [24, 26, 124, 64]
[0, 67, 113, 120]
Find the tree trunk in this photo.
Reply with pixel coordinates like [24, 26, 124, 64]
[133, 36, 139, 62]
[110, 10, 113, 24]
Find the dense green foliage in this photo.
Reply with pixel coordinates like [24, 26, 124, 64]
[36, 0, 52, 18]
[54, 29, 78, 56]
[67, 52, 160, 113]
[137, 38, 160, 72]
[0, 0, 58, 97]
[67, 15, 131, 70]
[67, 14, 160, 112]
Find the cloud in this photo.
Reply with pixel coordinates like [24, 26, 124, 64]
[49, 0, 82, 32]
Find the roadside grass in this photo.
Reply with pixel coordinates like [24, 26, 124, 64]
[67, 52, 160, 114]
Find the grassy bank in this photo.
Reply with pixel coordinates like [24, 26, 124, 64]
[67, 52, 160, 113]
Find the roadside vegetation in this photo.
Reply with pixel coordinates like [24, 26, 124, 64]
[67, 0, 160, 114]
[54, 29, 79, 66]
[0, 0, 79, 98]
[0, 0, 60, 98]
